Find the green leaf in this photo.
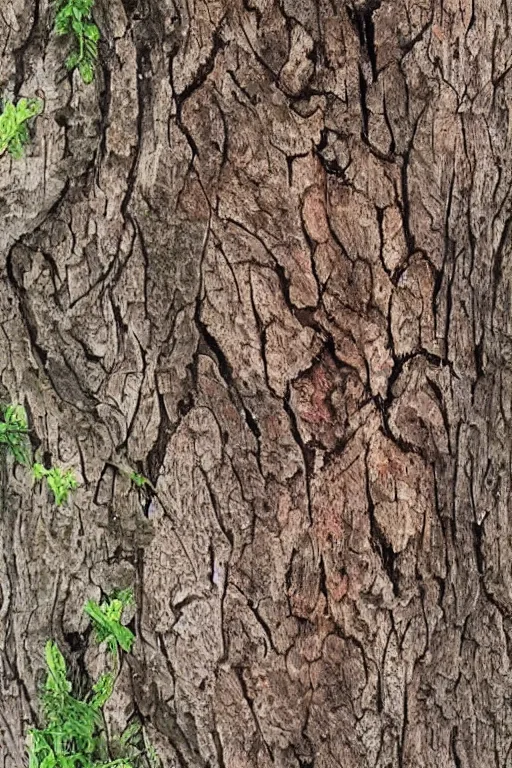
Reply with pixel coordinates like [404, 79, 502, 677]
[78, 60, 94, 84]
[33, 462, 47, 480]
[118, 722, 141, 746]
[55, 15, 71, 35]
[112, 588, 134, 607]
[44, 641, 72, 695]
[53, 0, 99, 84]
[47, 467, 78, 506]
[129, 472, 148, 488]
[33, 465, 78, 506]
[83, 23, 100, 41]
[65, 52, 81, 70]
[84, 592, 135, 656]
[89, 673, 114, 710]
[0, 403, 30, 463]
[84, 38, 98, 59]
[15, 98, 31, 118]
[0, 98, 42, 159]
[71, 18, 83, 36]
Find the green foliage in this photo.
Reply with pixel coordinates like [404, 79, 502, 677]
[54, 0, 100, 84]
[0, 98, 42, 158]
[84, 590, 135, 656]
[129, 472, 149, 488]
[1, 406, 80, 508]
[27, 590, 159, 768]
[28, 640, 108, 768]
[113, 723, 160, 768]
[33, 464, 79, 506]
[0, 404, 80, 505]
[0, 403, 30, 464]
[90, 672, 115, 710]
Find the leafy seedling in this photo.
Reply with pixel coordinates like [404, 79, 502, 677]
[129, 472, 149, 488]
[54, 0, 100, 83]
[0, 98, 42, 158]
[28, 640, 104, 768]
[90, 672, 115, 710]
[27, 590, 159, 768]
[84, 589, 135, 657]
[33, 463, 79, 506]
[0, 403, 30, 464]
[28, 640, 135, 768]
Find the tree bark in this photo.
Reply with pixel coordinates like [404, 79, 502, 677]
[1, 0, 512, 766]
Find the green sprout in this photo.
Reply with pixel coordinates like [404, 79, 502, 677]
[26, 590, 157, 768]
[0, 403, 30, 463]
[33, 464, 79, 506]
[0, 98, 42, 158]
[28, 639, 112, 768]
[84, 589, 135, 657]
[129, 472, 149, 488]
[54, 0, 100, 84]
[26, 590, 160, 768]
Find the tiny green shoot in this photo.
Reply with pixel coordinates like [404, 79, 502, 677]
[129, 472, 149, 488]
[33, 464, 79, 506]
[0, 98, 42, 158]
[0, 403, 30, 463]
[54, 0, 100, 84]
[84, 589, 135, 657]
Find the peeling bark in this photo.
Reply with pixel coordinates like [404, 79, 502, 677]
[1, 0, 512, 766]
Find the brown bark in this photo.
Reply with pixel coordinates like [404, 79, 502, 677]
[1, 0, 512, 765]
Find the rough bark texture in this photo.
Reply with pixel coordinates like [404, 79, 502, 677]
[1, 0, 512, 766]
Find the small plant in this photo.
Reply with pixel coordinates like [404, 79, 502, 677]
[0, 98, 42, 158]
[1, 403, 80, 506]
[0, 403, 30, 463]
[54, 0, 100, 84]
[1, 406, 80, 507]
[84, 589, 135, 657]
[129, 472, 149, 488]
[28, 640, 103, 768]
[27, 590, 159, 768]
[33, 463, 79, 506]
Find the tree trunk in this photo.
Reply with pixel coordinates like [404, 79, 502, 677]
[1, 0, 511, 765]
